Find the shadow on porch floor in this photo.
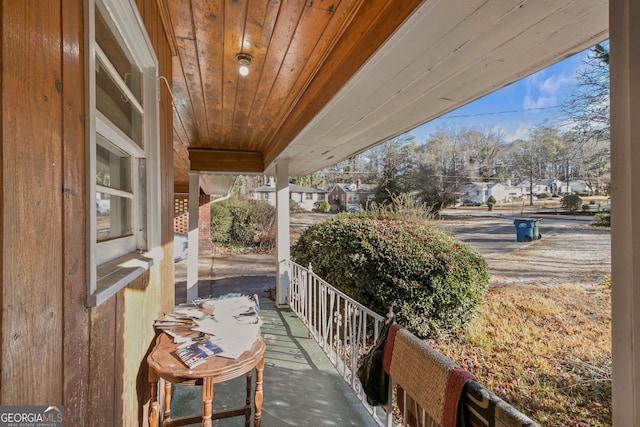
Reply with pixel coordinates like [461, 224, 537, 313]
[170, 253, 378, 426]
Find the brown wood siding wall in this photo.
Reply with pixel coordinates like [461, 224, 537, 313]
[0, 7, 3, 404]
[61, 0, 90, 423]
[1, 0, 65, 405]
[1, 0, 173, 423]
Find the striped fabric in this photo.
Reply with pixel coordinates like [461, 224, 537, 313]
[383, 325, 540, 427]
[383, 325, 473, 427]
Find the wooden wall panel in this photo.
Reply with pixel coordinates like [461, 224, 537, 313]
[0, 0, 173, 419]
[159, 22, 176, 315]
[61, 0, 90, 423]
[0, 6, 3, 403]
[88, 297, 119, 426]
[1, 0, 64, 404]
[141, 0, 175, 326]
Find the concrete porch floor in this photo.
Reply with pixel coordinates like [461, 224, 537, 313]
[169, 255, 378, 426]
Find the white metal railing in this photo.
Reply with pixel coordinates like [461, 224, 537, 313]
[285, 260, 392, 426]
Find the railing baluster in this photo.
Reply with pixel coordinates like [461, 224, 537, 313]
[284, 260, 387, 426]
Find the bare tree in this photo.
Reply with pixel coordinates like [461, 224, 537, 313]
[373, 135, 417, 204]
[561, 43, 609, 145]
[414, 128, 472, 210]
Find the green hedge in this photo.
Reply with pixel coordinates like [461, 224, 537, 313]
[313, 200, 331, 213]
[210, 198, 275, 250]
[291, 214, 489, 338]
[593, 213, 611, 227]
[562, 194, 583, 214]
[210, 204, 232, 244]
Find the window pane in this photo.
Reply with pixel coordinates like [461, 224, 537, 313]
[95, 3, 143, 105]
[96, 134, 131, 192]
[96, 60, 143, 147]
[96, 192, 132, 241]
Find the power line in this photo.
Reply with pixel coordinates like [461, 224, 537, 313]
[435, 105, 561, 119]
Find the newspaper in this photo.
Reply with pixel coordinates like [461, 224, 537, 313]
[154, 294, 262, 366]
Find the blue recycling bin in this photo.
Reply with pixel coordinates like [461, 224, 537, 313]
[514, 219, 535, 242]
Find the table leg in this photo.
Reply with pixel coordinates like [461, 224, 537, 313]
[254, 356, 265, 427]
[163, 380, 172, 424]
[202, 377, 214, 427]
[245, 371, 253, 427]
[148, 369, 159, 427]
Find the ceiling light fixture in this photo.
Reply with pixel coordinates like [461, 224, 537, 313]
[236, 53, 252, 76]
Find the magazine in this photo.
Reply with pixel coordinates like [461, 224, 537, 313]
[174, 337, 223, 369]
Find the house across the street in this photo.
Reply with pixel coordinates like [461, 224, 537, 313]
[252, 178, 328, 211]
[518, 178, 571, 197]
[460, 181, 523, 205]
[327, 180, 375, 211]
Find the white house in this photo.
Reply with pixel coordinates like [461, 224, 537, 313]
[460, 182, 523, 204]
[252, 181, 328, 211]
[569, 179, 592, 193]
[518, 178, 571, 196]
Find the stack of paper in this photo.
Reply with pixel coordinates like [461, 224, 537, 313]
[154, 294, 263, 367]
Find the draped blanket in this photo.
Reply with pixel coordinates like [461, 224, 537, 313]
[383, 325, 540, 427]
[383, 325, 473, 427]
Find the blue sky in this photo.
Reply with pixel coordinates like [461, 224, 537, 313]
[408, 46, 596, 144]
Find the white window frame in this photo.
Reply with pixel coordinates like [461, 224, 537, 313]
[86, 0, 162, 307]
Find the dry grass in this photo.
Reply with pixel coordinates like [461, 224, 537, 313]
[288, 212, 612, 425]
[428, 227, 612, 426]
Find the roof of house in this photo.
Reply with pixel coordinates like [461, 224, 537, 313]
[332, 183, 375, 193]
[254, 184, 328, 193]
[466, 182, 505, 189]
[518, 178, 566, 186]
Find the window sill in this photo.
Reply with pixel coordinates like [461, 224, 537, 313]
[88, 248, 164, 307]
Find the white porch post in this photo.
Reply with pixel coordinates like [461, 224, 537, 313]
[611, 0, 640, 424]
[186, 172, 200, 302]
[275, 159, 290, 306]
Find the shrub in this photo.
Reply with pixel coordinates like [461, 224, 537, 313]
[593, 213, 611, 227]
[313, 200, 331, 213]
[228, 203, 255, 246]
[291, 214, 489, 338]
[537, 192, 552, 199]
[486, 195, 496, 211]
[562, 194, 583, 214]
[289, 199, 306, 213]
[210, 203, 232, 244]
[251, 201, 276, 251]
[211, 198, 276, 250]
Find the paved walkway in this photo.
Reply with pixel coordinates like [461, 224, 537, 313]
[174, 253, 277, 304]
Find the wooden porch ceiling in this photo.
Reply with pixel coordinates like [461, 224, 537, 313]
[165, 0, 608, 192]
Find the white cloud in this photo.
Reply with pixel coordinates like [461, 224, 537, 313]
[500, 123, 535, 142]
[540, 74, 574, 95]
[523, 68, 576, 111]
[523, 94, 555, 110]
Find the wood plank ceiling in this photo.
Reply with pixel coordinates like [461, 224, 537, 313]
[167, 0, 422, 192]
[165, 0, 608, 192]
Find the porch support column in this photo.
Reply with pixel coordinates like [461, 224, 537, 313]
[186, 172, 200, 302]
[611, 0, 640, 424]
[275, 159, 290, 307]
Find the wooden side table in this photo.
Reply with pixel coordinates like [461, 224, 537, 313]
[148, 333, 266, 427]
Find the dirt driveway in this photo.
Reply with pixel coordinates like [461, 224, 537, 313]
[175, 213, 611, 302]
[442, 217, 611, 288]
